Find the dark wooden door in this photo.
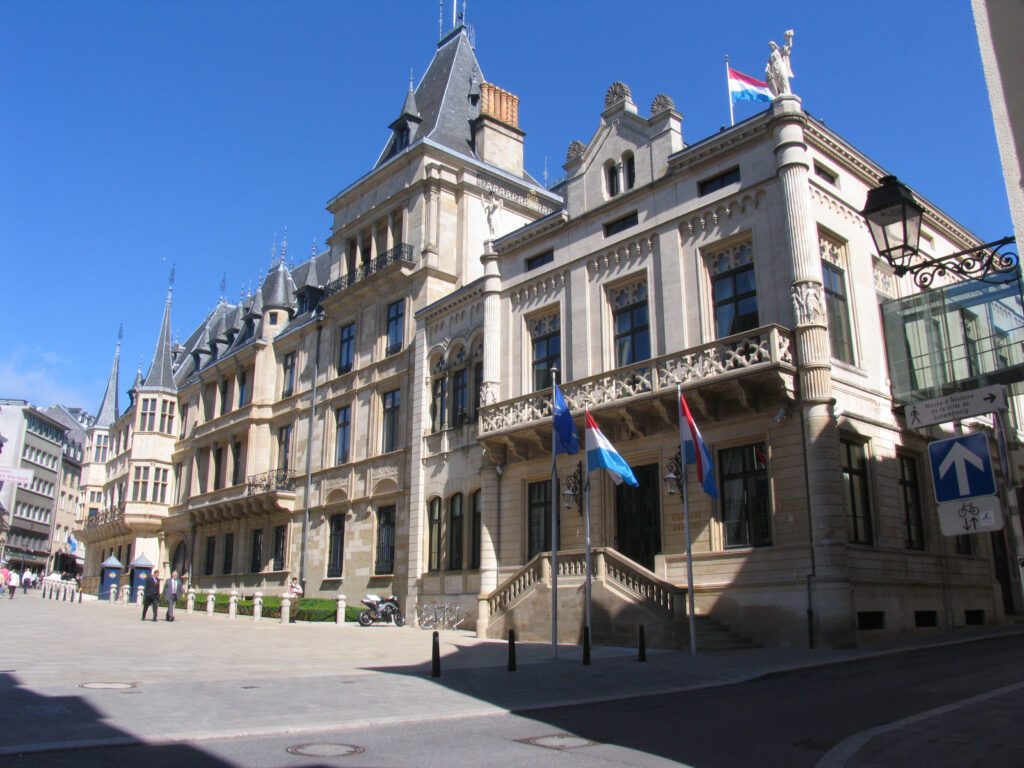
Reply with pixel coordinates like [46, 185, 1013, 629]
[615, 464, 662, 571]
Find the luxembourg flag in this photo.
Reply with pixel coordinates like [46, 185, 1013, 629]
[680, 392, 718, 498]
[585, 411, 638, 487]
[728, 67, 772, 104]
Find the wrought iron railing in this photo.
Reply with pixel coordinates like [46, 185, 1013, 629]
[324, 243, 415, 297]
[246, 469, 296, 496]
[479, 325, 794, 434]
[85, 503, 125, 529]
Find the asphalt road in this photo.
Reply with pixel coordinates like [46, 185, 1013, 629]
[8, 634, 1023, 768]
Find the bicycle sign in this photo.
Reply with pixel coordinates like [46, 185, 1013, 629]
[936, 494, 1003, 536]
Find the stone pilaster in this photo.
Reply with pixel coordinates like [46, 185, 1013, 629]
[480, 242, 502, 407]
[772, 94, 851, 647]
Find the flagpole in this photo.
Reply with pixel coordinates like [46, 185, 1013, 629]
[677, 385, 698, 655]
[583, 411, 593, 645]
[550, 367, 560, 660]
[725, 54, 734, 128]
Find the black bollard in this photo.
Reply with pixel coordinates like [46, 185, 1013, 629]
[63, 586, 68, 602]
[582, 626, 592, 666]
[40, 583, 45, 599]
[638, 624, 647, 662]
[78, 589, 83, 604]
[507, 629, 517, 672]
[430, 631, 441, 678]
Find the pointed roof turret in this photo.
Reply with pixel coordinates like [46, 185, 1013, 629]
[142, 273, 176, 391]
[261, 259, 297, 313]
[95, 328, 121, 428]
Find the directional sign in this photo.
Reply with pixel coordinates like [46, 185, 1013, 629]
[937, 495, 1004, 536]
[905, 385, 1007, 428]
[928, 433, 996, 503]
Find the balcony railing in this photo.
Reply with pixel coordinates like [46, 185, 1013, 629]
[246, 469, 296, 496]
[480, 325, 794, 435]
[85, 503, 126, 530]
[324, 243, 415, 297]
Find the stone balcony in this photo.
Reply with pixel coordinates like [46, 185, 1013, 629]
[479, 325, 796, 447]
[169, 469, 298, 524]
[324, 243, 416, 297]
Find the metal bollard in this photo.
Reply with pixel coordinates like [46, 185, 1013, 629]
[186, 588, 195, 614]
[638, 624, 647, 662]
[228, 590, 238, 619]
[336, 593, 346, 625]
[40, 583, 45, 599]
[430, 631, 441, 678]
[280, 594, 291, 625]
[582, 626, 591, 666]
[253, 592, 263, 622]
[206, 590, 215, 616]
[78, 588, 83, 604]
[507, 629, 517, 672]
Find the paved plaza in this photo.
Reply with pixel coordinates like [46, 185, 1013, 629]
[2, 594, 1023, 766]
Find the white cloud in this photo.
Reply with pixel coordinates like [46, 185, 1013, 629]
[0, 348, 96, 411]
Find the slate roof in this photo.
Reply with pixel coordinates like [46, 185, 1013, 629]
[261, 260, 297, 311]
[142, 289, 175, 391]
[94, 341, 120, 428]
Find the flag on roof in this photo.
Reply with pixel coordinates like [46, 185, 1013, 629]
[728, 67, 772, 104]
[585, 411, 638, 487]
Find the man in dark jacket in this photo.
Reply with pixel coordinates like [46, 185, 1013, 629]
[141, 570, 160, 622]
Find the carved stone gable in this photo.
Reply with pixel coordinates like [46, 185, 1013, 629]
[707, 239, 754, 275]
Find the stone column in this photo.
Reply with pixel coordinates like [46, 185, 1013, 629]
[479, 243, 502, 410]
[772, 94, 850, 647]
[476, 448, 504, 637]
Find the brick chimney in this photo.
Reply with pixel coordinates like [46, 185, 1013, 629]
[472, 82, 525, 176]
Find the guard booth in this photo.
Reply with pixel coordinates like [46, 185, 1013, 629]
[98, 555, 123, 600]
[128, 554, 155, 604]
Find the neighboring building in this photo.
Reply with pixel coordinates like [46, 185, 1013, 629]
[77, 24, 1024, 646]
[0, 400, 68, 576]
[44, 404, 89, 575]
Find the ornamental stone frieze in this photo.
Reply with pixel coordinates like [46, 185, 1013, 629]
[682, 190, 764, 236]
[478, 173, 558, 215]
[510, 272, 567, 307]
[586, 236, 654, 276]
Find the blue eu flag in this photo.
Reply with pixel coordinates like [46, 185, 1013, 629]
[553, 384, 579, 455]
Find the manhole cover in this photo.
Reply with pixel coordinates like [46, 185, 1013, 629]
[519, 733, 596, 751]
[78, 682, 137, 690]
[286, 743, 364, 758]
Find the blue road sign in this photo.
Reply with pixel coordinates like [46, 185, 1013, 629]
[928, 433, 996, 503]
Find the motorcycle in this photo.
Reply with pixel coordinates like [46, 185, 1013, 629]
[357, 594, 405, 626]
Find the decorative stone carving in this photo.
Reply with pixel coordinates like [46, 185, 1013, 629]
[479, 173, 557, 214]
[791, 282, 825, 326]
[650, 93, 675, 115]
[873, 264, 895, 298]
[818, 232, 845, 266]
[609, 280, 647, 310]
[529, 312, 560, 338]
[706, 239, 753, 275]
[565, 140, 586, 163]
[605, 81, 633, 108]
[480, 381, 500, 407]
[482, 189, 503, 237]
[765, 29, 795, 97]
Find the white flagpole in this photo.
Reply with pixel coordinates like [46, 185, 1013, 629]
[583, 418, 593, 644]
[550, 368, 560, 660]
[677, 386, 698, 655]
[725, 54, 735, 128]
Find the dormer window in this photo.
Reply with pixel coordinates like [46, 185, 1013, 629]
[396, 126, 410, 151]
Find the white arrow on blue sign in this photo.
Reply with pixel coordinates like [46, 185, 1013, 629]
[928, 433, 996, 503]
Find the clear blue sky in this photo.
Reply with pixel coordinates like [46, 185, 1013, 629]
[0, 1, 1011, 414]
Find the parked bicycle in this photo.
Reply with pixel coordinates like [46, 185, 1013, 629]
[416, 601, 466, 630]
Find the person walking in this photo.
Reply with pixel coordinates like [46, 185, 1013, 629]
[21, 569, 30, 594]
[8, 570, 20, 599]
[163, 570, 181, 621]
[141, 570, 160, 621]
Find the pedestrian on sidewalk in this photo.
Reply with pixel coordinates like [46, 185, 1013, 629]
[21, 569, 30, 594]
[163, 570, 181, 621]
[8, 570, 20, 599]
[142, 570, 160, 621]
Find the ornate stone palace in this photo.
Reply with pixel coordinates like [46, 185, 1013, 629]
[77, 25, 1024, 648]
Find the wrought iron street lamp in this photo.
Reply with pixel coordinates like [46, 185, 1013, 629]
[663, 449, 682, 496]
[861, 175, 1017, 287]
[562, 461, 583, 513]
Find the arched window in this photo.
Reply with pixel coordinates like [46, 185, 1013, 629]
[623, 152, 636, 190]
[428, 497, 442, 572]
[430, 356, 447, 433]
[448, 493, 464, 571]
[605, 161, 619, 197]
[449, 345, 469, 427]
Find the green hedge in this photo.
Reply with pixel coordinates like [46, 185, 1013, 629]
[181, 593, 356, 622]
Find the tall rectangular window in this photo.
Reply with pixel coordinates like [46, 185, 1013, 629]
[213, 445, 224, 491]
[381, 390, 400, 453]
[335, 406, 351, 465]
[713, 264, 758, 338]
[899, 454, 925, 550]
[959, 310, 981, 378]
[431, 377, 447, 433]
[527, 480, 552, 559]
[842, 440, 873, 545]
[822, 261, 854, 364]
[250, 528, 264, 573]
[448, 493, 464, 571]
[140, 399, 156, 431]
[231, 441, 243, 486]
[219, 379, 230, 416]
[385, 300, 404, 355]
[719, 443, 771, 548]
[530, 314, 560, 392]
[204, 536, 215, 575]
[473, 361, 483, 417]
[428, 497, 441, 571]
[337, 323, 355, 374]
[152, 468, 168, 504]
[451, 368, 468, 426]
[273, 525, 287, 571]
[375, 505, 396, 575]
[237, 370, 248, 407]
[179, 404, 189, 439]
[278, 424, 292, 471]
[470, 489, 482, 570]
[132, 466, 150, 501]
[160, 400, 174, 434]
[282, 352, 296, 398]
[611, 282, 649, 367]
[327, 514, 345, 578]
[222, 532, 235, 574]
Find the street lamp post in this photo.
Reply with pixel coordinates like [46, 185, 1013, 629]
[664, 448, 697, 655]
[300, 304, 326, 597]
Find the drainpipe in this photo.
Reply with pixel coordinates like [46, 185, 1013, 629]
[300, 305, 325, 596]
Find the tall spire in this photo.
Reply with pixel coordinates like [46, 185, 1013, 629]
[142, 271, 176, 391]
[94, 328, 121, 428]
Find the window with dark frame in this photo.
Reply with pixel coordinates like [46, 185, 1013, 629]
[219, 379, 230, 416]
[282, 352, 296, 398]
[237, 370, 248, 407]
[525, 250, 554, 271]
[213, 445, 224, 490]
[428, 497, 441, 572]
[612, 283, 650, 367]
[842, 440, 873, 545]
[448, 493, 464, 571]
[327, 514, 345, 578]
[278, 424, 292, 472]
[273, 525, 286, 571]
[531, 314, 560, 392]
[337, 322, 355, 374]
[719, 443, 771, 548]
[204, 536, 215, 575]
[899, 454, 925, 550]
[713, 263, 758, 338]
[698, 166, 740, 196]
[385, 301, 404, 356]
[473, 360, 483, 417]
[382, 390, 400, 453]
[231, 441, 243, 486]
[222, 532, 234, 574]
[374, 505, 396, 575]
[603, 211, 638, 237]
[822, 261, 855, 364]
[431, 376, 448, 433]
[470, 489, 482, 570]
[335, 405, 351, 465]
[624, 153, 636, 190]
[250, 528, 264, 573]
[451, 367, 468, 426]
[605, 162, 619, 197]
[527, 480, 553, 559]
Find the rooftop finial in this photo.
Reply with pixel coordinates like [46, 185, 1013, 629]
[310, 237, 318, 258]
[280, 226, 288, 265]
[409, 68, 414, 91]
[117, 322, 124, 344]
[270, 233, 277, 266]
[220, 273, 227, 301]
[168, 264, 176, 293]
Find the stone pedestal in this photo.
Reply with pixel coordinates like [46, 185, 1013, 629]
[228, 589, 238, 620]
[336, 593, 346, 625]
[206, 590, 215, 616]
[186, 588, 195, 614]
[280, 594, 291, 625]
[254, 592, 263, 622]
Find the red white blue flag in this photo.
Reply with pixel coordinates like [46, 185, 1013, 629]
[585, 411, 638, 487]
[728, 67, 772, 104]
[680, 393, 718, 498]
